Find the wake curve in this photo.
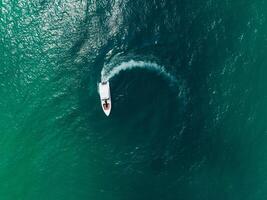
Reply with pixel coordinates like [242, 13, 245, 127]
[101, 60, 178, 85]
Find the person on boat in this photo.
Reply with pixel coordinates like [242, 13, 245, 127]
[103, 99, 109, 110]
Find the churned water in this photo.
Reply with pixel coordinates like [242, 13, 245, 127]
[1, 0, 267, 199]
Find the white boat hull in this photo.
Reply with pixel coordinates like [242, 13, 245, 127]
[98, 81, 112, 116]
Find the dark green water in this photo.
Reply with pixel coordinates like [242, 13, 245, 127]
[1, 0, 267, 199]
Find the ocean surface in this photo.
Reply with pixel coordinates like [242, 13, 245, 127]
[1, 0, 267, 199]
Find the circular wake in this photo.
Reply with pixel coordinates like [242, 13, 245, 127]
[101, 60, 178, 86]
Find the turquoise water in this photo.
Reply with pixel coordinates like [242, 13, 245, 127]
[1, 0, 267, 199]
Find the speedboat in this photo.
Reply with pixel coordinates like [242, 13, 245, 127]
[98, 81, 112, 116]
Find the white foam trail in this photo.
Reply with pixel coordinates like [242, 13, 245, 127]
[101, 60, 178, 85]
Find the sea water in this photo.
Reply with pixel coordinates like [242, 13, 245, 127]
[1, 0, 267, 199]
